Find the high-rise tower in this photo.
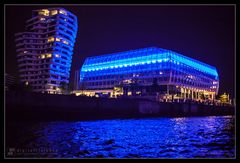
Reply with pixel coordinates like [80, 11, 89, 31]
[15, 8, 78, 94]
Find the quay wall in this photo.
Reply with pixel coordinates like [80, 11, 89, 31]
[6, 91, 234, 121]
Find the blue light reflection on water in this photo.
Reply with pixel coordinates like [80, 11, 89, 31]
[10, 116, 235, 158]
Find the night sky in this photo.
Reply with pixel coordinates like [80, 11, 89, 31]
[5, 5, 235, 98]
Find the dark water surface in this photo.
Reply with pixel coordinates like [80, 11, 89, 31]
[6, 116, 235, 158]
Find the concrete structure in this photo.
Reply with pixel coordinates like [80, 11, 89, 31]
[15, 8, 78, 94]
[77, 47, 219, 101]
[6, 91, 234, 122]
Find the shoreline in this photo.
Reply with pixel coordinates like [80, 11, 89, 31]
[6, 91, 234, 122]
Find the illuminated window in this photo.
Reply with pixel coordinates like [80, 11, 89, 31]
[136, 91, 141, 95]
[23, 51, 28, 54]
[59, 10, 67, 15]
[56, 38, 61, 42]
[51, 10, 58, 15]
[63, 40, 69, 45]
[46, 54, 52, 58]
[40, 17, 45, 21]
[38, 9, 49, 16]
[48, 37, 54, 42]
[41, 54, 45, 59]
[55, 54, 60, 58]
[25, 81, 29, 85]
[64, 18, 67, 21]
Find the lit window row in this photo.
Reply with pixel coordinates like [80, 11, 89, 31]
[39, 53, 52, 59]
[38, 9, 49, 16]
[56, 37, 69, 45]
[51, 10, 58, 15]
[48, 37, 55, 42]
[38, 9, 58, 16]
[39, 53, 61, 59]
[47, 37, 69, 45]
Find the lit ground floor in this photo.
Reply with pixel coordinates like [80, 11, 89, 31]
[72, 84, 217, 102]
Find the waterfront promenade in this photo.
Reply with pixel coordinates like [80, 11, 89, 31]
[6, 91, 234, 122]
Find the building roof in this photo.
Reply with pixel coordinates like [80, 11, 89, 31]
[81, 47, 218, 78]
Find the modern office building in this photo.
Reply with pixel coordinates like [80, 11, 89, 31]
[15, 8, 78, 94]
[77, 47, 219, 101]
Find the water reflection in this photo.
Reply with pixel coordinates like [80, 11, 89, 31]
[6, 116, 235, 158]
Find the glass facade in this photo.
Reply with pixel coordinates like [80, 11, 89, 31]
[79, 47, 219, 99]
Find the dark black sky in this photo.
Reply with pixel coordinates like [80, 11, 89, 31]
[5, 5, 235, 98]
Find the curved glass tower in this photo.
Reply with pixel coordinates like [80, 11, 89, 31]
[79, 47, 219, 100]
[15, 8, 78, 94]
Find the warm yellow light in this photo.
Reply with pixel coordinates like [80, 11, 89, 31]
[127, 92, 132, 96]
[56, 38, 61, 42]
[41, 54, 45, 59]
[46, 54, 52, 58]
[51, 10, 58, 15]
[48, 37, 54, 42]
[39, 9, 49, 16]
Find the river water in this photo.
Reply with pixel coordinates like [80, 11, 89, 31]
[6, 116, 235, 158]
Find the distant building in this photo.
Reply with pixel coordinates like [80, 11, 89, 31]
[15, 8, 78, 94]
[76, 47, 219, 101]
[73, 70, 80, 90]
[5, 73, 17, 91]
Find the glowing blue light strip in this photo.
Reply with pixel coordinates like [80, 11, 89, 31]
[171, 52, 218, 77]
[80, 47, 218, 77]
[81, 54, 168, 72]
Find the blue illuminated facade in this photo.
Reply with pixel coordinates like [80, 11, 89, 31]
[79, 47, 219, 100]
[15, 8, 78, 94]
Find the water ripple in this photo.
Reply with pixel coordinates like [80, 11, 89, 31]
[6, 116, 235, 158]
